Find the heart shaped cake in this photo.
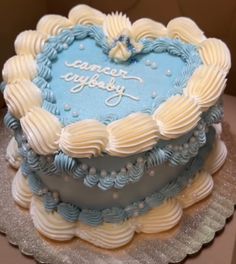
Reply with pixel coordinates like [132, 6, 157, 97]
[2, 4, 230, 249]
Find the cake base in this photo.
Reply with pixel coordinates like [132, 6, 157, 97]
[1, 124, 236, 263]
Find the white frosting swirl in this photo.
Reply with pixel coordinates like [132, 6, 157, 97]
[30, 197, 76, 241]
[204, 139, 227, 174]
[184, 65, 227, 111]
[108, 41, 132, 62]
[167, 17, 206, 44]
[212, 123, 222, 138]
[20, 107, 62, 155]
[6, 137, 21, 169]
[106, 113, 158, 156]
[199, 38, 231, 73]
[36, 15, 72, 36]
[177, 171, 214, 208]
[12, 169, 32, 209]
[131, 18, 167, 41]
[153, 95, 201, 139]
[2, 55, 37, 83]
[68, 4, 105, 25]
[103, 12, 132, 41]
[76, 221, 135, 249]
[59, 120, 108, 158]
[14, 30, 47, 57]
[4, 80, 42, 118]
[135, 198, 183, 233]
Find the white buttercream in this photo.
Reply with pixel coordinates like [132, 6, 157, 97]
[177, 171, 214, 208]
[30, 197, 76, 241]
[6, 137, 21, 169]
[199, 38, 231, 73]
[135, 198, 183, 233]
[12, 169, 32, 208]
[212, 123, 222, 138]
[153, 95, 201, 139]
[131, 18, 167, 41]
[184, 65, 226, 111]
[36, 15, 72, 36]
[204, 139, 227, 174]
[68, 4, 105, 25]
[2, 55, 37, 83]
[103, 12, 132, 41]
[106, 113, 158, 156]
[14, 30, 47, 57]
[20, 107, 62, 155]
[4, 80, 42, 118]
[167, 17, 206, 44]
[59, 120, 108, 158]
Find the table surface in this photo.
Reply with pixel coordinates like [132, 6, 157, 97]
[0, 94, 235, 264]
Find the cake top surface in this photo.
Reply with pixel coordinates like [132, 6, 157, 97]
[2, 4, 231, 158]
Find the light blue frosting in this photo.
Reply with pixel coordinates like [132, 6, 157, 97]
[32, 24, 202, 126]
[4, 112, 20, 130]
[10, 102, 223, 193]
[22, 127, 215, 225]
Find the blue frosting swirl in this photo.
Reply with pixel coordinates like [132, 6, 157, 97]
[54, 152, 77, 175]
[4, 112, 20, 130]
[57, 203, 80, 222]
[79, 209, 103, 226]
[102, 207, 127, 223]
[43, 192, 58, 212]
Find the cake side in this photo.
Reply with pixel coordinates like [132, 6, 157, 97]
[1, 4, 230, 159]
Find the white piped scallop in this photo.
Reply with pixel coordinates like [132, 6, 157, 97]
[204, 139, 227, 174]
[106, 113, 158, 156]
[2, 55, 37, 83]
[176, 171, 214, 208]
[103, 12, 132, 41]
[36, 15, 72, 36]
[4, 80, 42, 118]
[167, 17, 206, 44]
[135, 198, 183, 233]
[6, 137, 21, 169]
[76, 221, 135, 249]
[12, 169, 32, 208]
[14, 30, 47, 57]
[184, 65, 227, 111]
[153, 95, 201, 139]
[199, 38, 231, 73]
[131, 18, 167, 41]
[30, 197, 76, 241]
[59, 120, 108, 158]
[20, 107, 62, 155]
[68, 4, 105, 25]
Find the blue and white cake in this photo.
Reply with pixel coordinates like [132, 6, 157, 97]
[2, 5, 231, 248]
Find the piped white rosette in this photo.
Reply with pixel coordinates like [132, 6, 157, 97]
[2, 4, 231, 159]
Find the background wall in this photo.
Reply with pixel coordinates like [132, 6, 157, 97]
[0, 0, 235, 107]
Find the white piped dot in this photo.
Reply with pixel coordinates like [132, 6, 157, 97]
[139, 202, 144, 209]
[149, 170, 155, 177]
[89, 167, 96, 175]
[151, 62, 158, 69]
[52, 192, 59, 200]
[79, 44, 85, 50]
[100, 169, 107, 177]
[64, 175, 69, 182]
[151, 91, 157, 99]
[145, 59, 151, 66]
[64, 104, 71, 111]
[63, 43, 68, 49]
[81, 164, 88, 171]
[126, 162, 133, 170]
[72, 111, 79, 118]
[111, 171, 117, 177]
[165, 69, 172, 77]
[112, 192, 119, 199]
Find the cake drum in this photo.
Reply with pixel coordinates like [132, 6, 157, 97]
[0, 109, 235, 264]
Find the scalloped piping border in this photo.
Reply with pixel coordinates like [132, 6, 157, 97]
[1, 4, 231, 158]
